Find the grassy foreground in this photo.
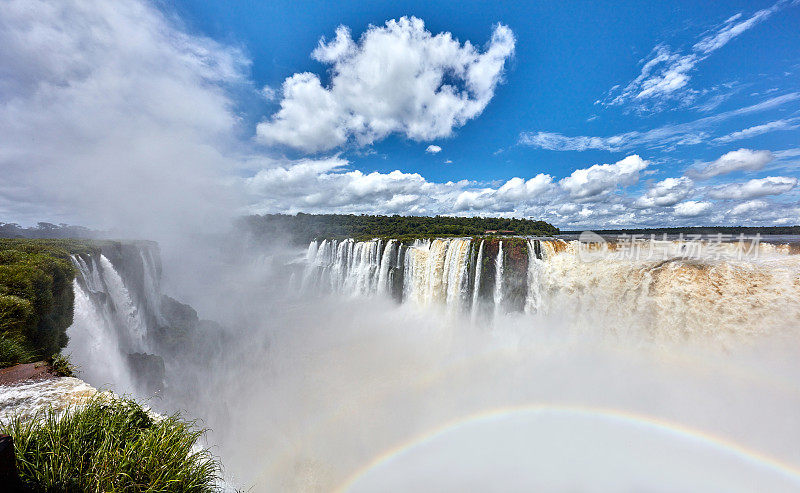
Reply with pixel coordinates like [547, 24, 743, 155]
[1, 396, 221, 492]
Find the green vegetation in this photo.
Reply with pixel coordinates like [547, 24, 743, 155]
[242, 213, 559, 243]
[47, 352, 75, 377]
[2, 396, 221, 492]
[0, 239, 98, 367]
[0, 332, 37, 367]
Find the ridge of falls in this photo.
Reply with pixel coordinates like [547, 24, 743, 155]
[302, 236, 800, 337]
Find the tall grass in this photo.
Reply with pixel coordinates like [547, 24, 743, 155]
[1, 396, 221, 492]
[0, 331, 37, 366]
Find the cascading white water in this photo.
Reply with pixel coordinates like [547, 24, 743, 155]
[98, 255, 147, 349]
[139, 248, 165, 326]
[493, 241, 504, 319]
[525, 240, 545, 314]
[303, 236, 800, 339]
[377, 240, 397, 295]
[64, 247, 168, 396]
[471, 240, 484, 322]
[64, 279, 136, 392]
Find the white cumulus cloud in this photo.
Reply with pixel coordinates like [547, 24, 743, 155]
[256, 17, 515, 153]
[689, 148, 774, 179]
[674, 201, 713, 217]
[559, 155, 649, 200]
[634, 177, 694, 207]
[707, 176, 798, 199]
[729, 200, 769, 215]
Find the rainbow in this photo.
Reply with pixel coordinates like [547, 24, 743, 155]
[335, 404, 800, 492]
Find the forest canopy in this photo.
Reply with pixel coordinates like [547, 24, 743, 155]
[240, 213, 560, 244]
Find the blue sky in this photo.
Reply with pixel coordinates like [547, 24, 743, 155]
[1, 0, 799, 230]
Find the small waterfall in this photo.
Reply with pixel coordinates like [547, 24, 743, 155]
[140, 247, 164, 326]
[65, 279, 136, 393]
[493, 241, 504, 319]
[98, 255, 147, 349]
[444, 239, 472, 312]
[377, 240, 396, 295]
[471, 240, 484, 321]
[525, 240, 545, 314]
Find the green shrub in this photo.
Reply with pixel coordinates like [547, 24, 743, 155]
[0, 239, 100, 366]
[2, 396, 221, 492]
[47, 352, 75, 377]
[0, 331, 36, 366]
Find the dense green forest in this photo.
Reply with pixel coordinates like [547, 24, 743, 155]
[241, 213, 559, 243]
[0, 239, 96, 367]
[561, 226, 800, 236]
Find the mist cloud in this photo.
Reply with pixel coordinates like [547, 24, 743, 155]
[0, 0, 249, 237]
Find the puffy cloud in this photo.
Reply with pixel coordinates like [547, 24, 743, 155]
[674, 201, 713, 217]
[689, 149, 773, 179]
[634, 177, 694, 207]
[707, 176, 798, 199]
[559, 155, 648, 200]
[256, 17, 515, 153]
[426, 145, 442, 154]
[246, 158, 450, 214]
[243, 154, 800, 228]
[729, 200, 769, 215]
[496, 174, 554, 201]
[602, 1, 789, 112]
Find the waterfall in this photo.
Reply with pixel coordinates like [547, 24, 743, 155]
[301, 234, 800, 337]
[140, 247, 164, 326]
[98, 255, 147, 349]
[471, 240, 484, 321]
[377, 240, 396, 295]
[525, 240, 544, 314]
[444, 239, 472, 312]
[493, 241, 504, 319]
[65, 279, 136, 393]
[65, 244, 168, 396]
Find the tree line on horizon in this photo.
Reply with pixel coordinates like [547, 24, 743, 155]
[561, 225, 800, 236]
[240, 213, 561, 243]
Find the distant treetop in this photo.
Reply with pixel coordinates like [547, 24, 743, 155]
[240, 213, 559, 244]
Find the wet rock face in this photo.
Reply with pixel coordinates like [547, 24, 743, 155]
[159, 295, 198, 331]
[502, 239, 529, 312]
[127, 353, 165, 394]
[478, 238, 529, 312]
